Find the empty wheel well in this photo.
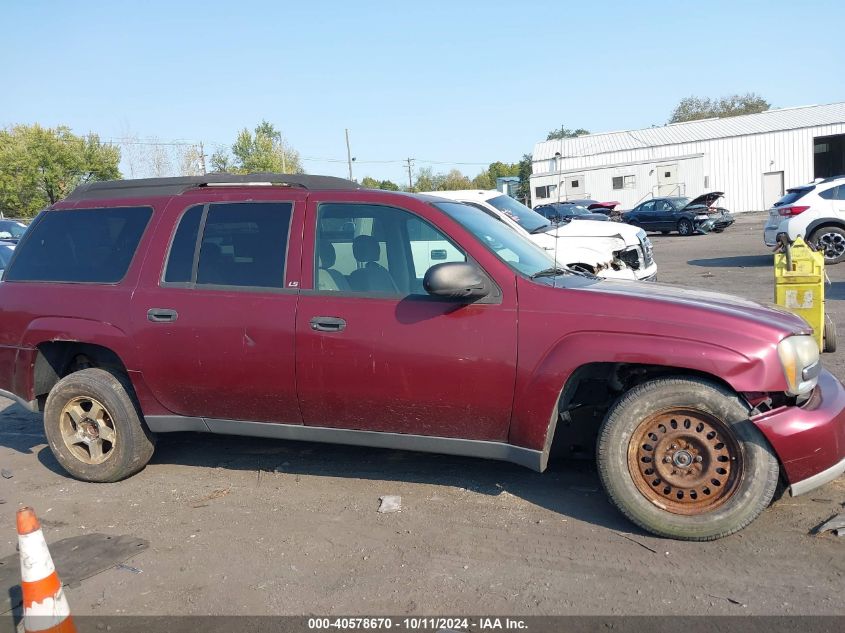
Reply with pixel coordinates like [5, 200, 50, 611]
[33, 342, 129, 410]
[548, 362, 737, 462]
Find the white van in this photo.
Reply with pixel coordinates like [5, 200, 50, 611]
[423, 190, 657, 281]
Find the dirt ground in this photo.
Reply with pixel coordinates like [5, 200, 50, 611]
[1, 211, 843, 618]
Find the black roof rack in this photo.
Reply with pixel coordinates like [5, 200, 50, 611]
[64, 173, 360, 201]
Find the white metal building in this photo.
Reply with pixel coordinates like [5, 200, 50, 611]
[530, 102, 845, 212]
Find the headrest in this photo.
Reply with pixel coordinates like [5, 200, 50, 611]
[353, 235, 380, 263]
[319, 241, 336, 268]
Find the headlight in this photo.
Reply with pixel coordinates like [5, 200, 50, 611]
[693, 214, 709, 220]
[614, 246, 641, 270]
[777, 335, 821, 396]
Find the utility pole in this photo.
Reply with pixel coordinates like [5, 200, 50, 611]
[345, 129, 354, 181]
[199, 142, 207, 175]
[405, 158, 414, 191]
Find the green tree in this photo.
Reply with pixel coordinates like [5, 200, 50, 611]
[546, 126, 590, 140]
[0, 124, 121, 217]
[516, 154, 533, 204]
[669, 93, 770, 123]
[361, 176, 401, 191]
[472, 160, 520, 189]
[414, 167, 473, 192]
[212, 120, 303, 174]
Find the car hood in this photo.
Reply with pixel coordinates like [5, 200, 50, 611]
[579, 279, 808, 333]
[683, 191, 724, 209]
[547, 219, 644, 245]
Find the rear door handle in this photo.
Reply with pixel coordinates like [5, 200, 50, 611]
[309, 316, 346, 332]
[147, 308, 178, 323]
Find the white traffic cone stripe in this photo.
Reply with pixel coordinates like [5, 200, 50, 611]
[18, 530, 57, 582]
[23, 586, 72, 632]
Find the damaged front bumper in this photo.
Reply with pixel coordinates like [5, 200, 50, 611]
[751, 369, 845, 496]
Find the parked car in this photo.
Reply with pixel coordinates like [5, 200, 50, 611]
[0, 241, 15, 276]
[623, 193, 735, 236]
[422, 190, 656, 281]
[534, 202, 609, 223]
[763, 176, 845, 263]
[0, 219, 29, 243]
[0, 174, 842, 541]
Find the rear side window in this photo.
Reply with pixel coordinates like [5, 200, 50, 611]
[774, 186, 814, 207]
[164, 205, 203, 282]
[5, 207, 152, 283]
[819, 185, 845, 201]
[163, 202, 292, 289]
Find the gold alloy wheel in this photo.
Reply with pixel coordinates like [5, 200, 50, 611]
[627, 408, 743, 515]
[58, 396, 117, 465]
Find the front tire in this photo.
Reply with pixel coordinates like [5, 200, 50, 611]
[43, 368, 156, 482]
[677, 219, 693, 236]
[596, 377, 779, 541]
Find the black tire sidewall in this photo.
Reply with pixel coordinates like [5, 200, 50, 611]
[597, 377, 779, 541]
[811, 226, 845, 264]
[43, 368, 155, 482]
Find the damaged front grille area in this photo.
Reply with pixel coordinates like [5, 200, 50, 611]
[617, 247, 641, 270]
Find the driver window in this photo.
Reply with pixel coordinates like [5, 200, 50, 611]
[315, 203, 466, 295]
[639, 201, 655, 213]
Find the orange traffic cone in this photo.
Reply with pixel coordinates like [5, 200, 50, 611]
[17, 507, 76, 633]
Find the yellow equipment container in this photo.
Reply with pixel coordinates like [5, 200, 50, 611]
[774, 236, 835, 352]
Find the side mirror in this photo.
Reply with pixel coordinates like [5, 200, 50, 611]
[423, 262, 489, 300]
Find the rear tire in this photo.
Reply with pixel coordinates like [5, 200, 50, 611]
[824, 315, 837, 353]
[43, 368, 156, 482]
[677, 219, 693, 236]
[810, 226, 845, 264]
[596, 376, 779, 541]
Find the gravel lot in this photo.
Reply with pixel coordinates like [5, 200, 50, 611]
[1, 211, 843, 619]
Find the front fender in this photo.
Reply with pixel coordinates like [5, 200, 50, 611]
[508, 330, 779, 457]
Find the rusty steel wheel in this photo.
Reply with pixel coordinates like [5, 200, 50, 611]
[627, 409, 743, 515]
[597, 377, 780, 541]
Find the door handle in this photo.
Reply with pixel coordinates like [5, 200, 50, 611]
[147, 308, 178, 323]
[309, 316, 346, 332]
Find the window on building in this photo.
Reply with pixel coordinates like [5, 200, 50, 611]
[613, 175, 636, 190]
[6, 206, 152, 283]
[534, 184, 557, 199]
[570, 180, 580, 189]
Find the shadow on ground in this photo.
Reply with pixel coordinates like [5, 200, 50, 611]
[13, 429, 641, 537]
[688, 254, 773, 268]
[826, 281, 845, 300]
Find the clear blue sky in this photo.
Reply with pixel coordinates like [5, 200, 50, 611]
[3, 0, 845, 184]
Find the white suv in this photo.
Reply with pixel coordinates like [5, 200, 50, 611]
[424, 190, 657, 281]
[764, 176, 845, 263]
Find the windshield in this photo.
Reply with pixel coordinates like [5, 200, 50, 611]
[564, 205, 591, 216]
[0, 221, 27, 239]
[433, 202, 555, 277]
[670, 197, 691, 209]
[486, 195, 549, 233]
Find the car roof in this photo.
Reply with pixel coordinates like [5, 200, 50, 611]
[64, 173, 362, 202]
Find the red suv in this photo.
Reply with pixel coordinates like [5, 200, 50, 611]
[1, 174, 843, 541]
